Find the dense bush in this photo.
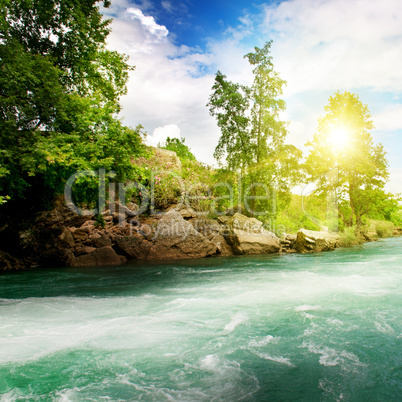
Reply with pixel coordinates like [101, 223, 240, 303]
[161, 137, 196, 161]
[339, 227, 363, 247]
[375, 221, 394, 238]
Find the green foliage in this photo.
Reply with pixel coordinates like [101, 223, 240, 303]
[94, 214, 106, 229]
[207, 41, 302, 218]
[275, 194, 325, 234]
[161, 137, 196, 161]
[207, 71, 251, 171]
[390, 208, 402, 227]
[375, 221, 394, 238]
[152, 172, 182, 208]
[339, 226, 363, 247]
[305, 91, 389, 227]
[0, 0, 144, 209]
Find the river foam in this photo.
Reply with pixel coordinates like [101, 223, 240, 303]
[0, 238, 401, 400]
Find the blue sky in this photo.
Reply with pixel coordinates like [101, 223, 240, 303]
[102, 0, 402, 194]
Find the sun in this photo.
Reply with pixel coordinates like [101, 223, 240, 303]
[328, 127, 350, 150]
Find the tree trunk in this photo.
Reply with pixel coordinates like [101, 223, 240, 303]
[348, 181, 356, 226]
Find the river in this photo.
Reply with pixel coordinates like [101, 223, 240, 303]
[0, 237, 401, 401]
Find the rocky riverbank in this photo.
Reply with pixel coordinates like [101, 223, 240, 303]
[0, 199, 281, 270]
[3, 194, 399, 271]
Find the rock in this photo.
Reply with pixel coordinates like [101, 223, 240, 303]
[59, 227, 75, 248]
[34, 197, 91, 230]
[226, 213, 280, 255]
[126, 202, 139, 212]
[217, 216, 231, 225]
[112, 212, 126, 224]
[191, 219, 221, 237]
[79, 221, 96, 235]
[280, 233, 297, 253]
[74, 246, 97, 256]
[128, 217, 140, 227]
[70, 246, 124, 267]
[0, 250, 26, 270]
[224, 205, 248, 216]
[179, 207, 197, 219]
[172, 203, 197, 219]
[112, 233, 152, 260]
[108, 202, 137, 217]
[90, 233, 112, 248]
[151, 147, 182, 171]
[285, 233, 297, 242]
[72, 228, 88, 241]
[103, 214, 113, 222]
[208, 234, 233, 256]
[138, 224, 154, 241]
[295, 229, 340, 253]
[148, 210, 217, 260]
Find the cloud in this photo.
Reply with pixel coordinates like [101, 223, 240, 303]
[101, 4, 221, 165]
[146, 124, 181, 147]
[386, 168, 402, 194]
[161, 1, 173, 13]
[261, 0, 402, 96]
[126, 8, 168, 39]
[101, 0, 402, 191]
[373, 104, 402, 132]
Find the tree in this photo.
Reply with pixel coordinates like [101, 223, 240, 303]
[0, 0, 145, 207]
[207, 71, 251, 174]
[305, 91, 389, 227]
[207, 41, 302, 217]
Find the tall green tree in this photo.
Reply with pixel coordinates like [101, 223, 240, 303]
[207, 71, 251, 174]
[207, 41, 301, 217]
[0, 0, 145, 206]
[305, 91, 389, 227]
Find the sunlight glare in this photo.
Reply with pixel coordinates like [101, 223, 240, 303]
[328, 127, 349, 150]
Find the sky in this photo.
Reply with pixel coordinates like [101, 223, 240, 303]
[101, 0, 402, 194]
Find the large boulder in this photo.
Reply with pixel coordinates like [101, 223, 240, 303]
[226, 213, 280, 255]
[295, 229, 340, 253]
[147, 210, 217, 260]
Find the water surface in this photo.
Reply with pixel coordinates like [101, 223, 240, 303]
[0, 238, 401, 400]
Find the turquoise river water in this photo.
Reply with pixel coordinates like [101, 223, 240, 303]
[0, 238, 401, 401]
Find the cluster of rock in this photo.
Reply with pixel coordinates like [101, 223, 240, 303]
[0, 195, 362, 270]
[7, 201, 291, 268]
[280, 233, 297, 253]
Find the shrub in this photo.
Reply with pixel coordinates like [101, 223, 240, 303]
[161, 137, 196, 161]
[339, 226, 363, 247]
[390, 209, 402, 227]
[375, 221, 394, 238]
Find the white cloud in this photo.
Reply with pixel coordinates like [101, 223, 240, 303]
[101, 0, 402, 191]
[101, 3, 221, 165]
[385, 168, 402, 194]
[161, 1, 173, 13]
[262, 0, 402, 96]
[373, 104, 402, 132]
[126, 8, 168, 39]
[146, 124, 181, 147]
